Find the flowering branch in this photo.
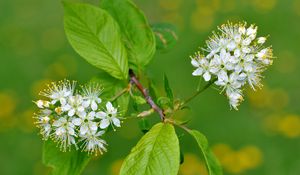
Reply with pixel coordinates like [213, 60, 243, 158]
[129, 69, 165, 121]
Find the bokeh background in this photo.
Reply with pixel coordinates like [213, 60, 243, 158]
[1, 0, 300, 174]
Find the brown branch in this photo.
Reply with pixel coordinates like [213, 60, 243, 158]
[129, 69, 165, 121]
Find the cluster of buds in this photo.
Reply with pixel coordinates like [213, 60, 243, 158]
[191, 22, 273, 109]
[34, 80, 121, 155]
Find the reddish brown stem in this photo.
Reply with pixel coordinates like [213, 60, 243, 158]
[129, 69, 165, 121]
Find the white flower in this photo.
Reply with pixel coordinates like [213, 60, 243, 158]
[35, 112, 52, 139]
[215, 72, 242, 91]
[39, 80, 76, 105]
[257, 37, 266, 44]
[62, 95, 85, 117]
[81, 83, 102, 111]
[209, 49, 233, 75]
[34, 100, 50, 108]
[34, 80, 122, 155]
[190, 21, 273, 110]
[80, 130, 107, 155]
[227, 90, 243, 110]
[191, 53, 213, 81]
[96, 102, 120, 129]
[72, 111, 98, 135]
[52, 117, 77, 151]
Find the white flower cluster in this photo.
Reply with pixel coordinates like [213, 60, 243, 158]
[191, 22, 273, 109]
[34, 80, 121, 155]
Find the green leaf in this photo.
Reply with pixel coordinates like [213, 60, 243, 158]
[101, 0, 156, 68]
[138, 118, 150, 134]
[43, 140, 91, 175]
[120, 123, 180, 175]
[148, 80, 158, 103]
[132, 95, 146, 105]
[163, 74, 174, 104]
[63, 2, 128, 80]
[152, 23, 178, 52]
[91, 71, 130, 115]
[188, 130, 223, 175]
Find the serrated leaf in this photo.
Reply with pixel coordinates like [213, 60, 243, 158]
[43, 140, 91, 175]
[101, 0, 156, 68]
[120, 123, 180, 175]
[63, 2, 128, 80]
[188, 130, 223, 175]
[163, 74, 174, 104]
[152, 23, 178, 52]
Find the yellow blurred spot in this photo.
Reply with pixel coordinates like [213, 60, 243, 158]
[159, 0, 182, 11]
[293, 0, 300, 16]
[43, 54, 78, 79]
[190, 8, 215, 32]
[110, 159, 123, 175]
[0, 92, 17, 118]
[251, 0, 277, 12]
[238, 146, 263, 169]
[44, 62, 68, 78]
[247, 86, 289, 111]
[18, 109, 35, 133]
[0, 92, 18, 132]
[213, 144, 263, 174]
[33, 161, 48, 175]
[179, 153, 208, 175]
[41, 28, 65, 52]
[220, 0, 236, 13]
[262, 114, 281, 135]
[162, 12, 184, 30]
[31, 79, 53, 98]
[196, 0, 220, 11]
[277, 114, 300, 138]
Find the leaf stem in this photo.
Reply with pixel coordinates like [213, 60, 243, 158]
[129, 69, 165, 121]
[110, 84, 131, 102]
[182, 78, 217, 106]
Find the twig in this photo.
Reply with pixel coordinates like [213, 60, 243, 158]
[110, 84, 131, 102]
[182, 78, 217, 106]
[129, 69, 165, 121]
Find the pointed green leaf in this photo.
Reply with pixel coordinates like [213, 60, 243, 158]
[132, 95, 146, 105]
[148, 80, 158, 103]
[152, 23, 178, 52]
[101, 0, 156, 68]
[63, 2, 128, 80]
[188, 130, 223, 175]
[163, 74, 174, 104]
[120, 123, 180, 175]
[138, 118, 150, 134]
[43, 140, 91, 175]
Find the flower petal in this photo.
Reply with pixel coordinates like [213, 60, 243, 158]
[80, 125, 88, 135]
[112, 117, 121, 127]
[72, 118, 82, 126]
[106, 102, 114, 111]
[203, 71, 211, 81]
[192, 68, 203, 76]
[96, 111, 107, 119]
[100, 119, 110, 129]
[91, 101, 98, 111]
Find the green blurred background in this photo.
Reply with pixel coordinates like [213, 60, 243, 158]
[1, 0, 300, 174]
